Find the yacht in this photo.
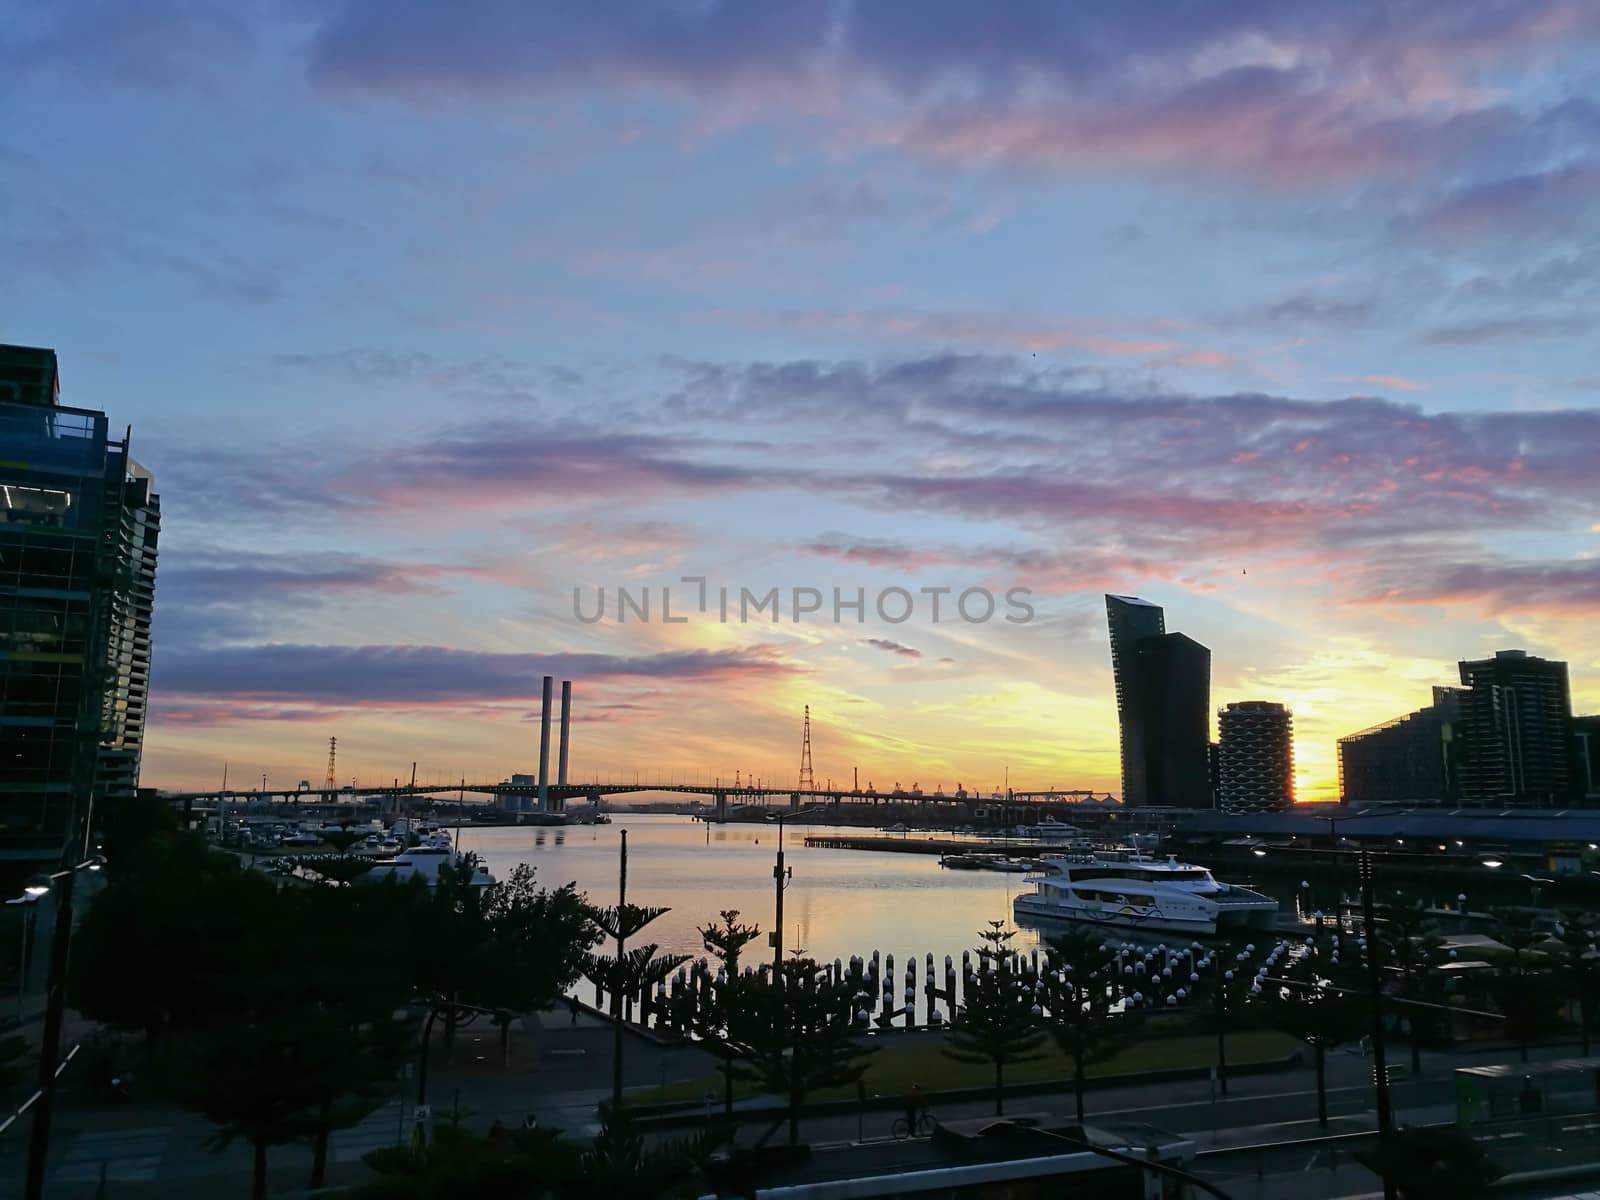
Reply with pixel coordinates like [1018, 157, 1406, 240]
[1011, 815, 1080, 840]
[1014, 851, 1278, 935]
[365, 843, 495, 890]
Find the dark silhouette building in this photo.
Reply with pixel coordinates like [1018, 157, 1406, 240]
[1457, 650, 1573, 807]
[1574, 715, 1600, 805]
[1217, 701, 1293, 813]
[0, 345, 160, 865]
[1338, 687, 1465, 806]
[1105, 595, 1212, 807]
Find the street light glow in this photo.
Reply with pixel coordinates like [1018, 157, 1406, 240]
[1482, 859, 1503, 869]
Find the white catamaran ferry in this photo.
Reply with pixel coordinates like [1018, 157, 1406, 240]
[1014, 851, 1278, 936]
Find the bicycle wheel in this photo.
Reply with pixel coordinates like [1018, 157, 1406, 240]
[890, 1117, 911, 1140]
[916, 1113, 936, 1137]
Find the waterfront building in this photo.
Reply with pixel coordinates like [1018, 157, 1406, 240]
[1105, 594, 1165, 806]
[1104, 595, 1213, 807]
[1575, 715, 1600, 804]
[1457, 649, 1574, 807]
[0, 345, 160, 865]
[1216, 701, 1293, 814]
[1338, 686, 1465, 806]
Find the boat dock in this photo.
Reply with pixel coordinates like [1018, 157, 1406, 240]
[803, 834, 1045, 856]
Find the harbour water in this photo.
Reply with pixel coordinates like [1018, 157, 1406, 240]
[458, 814, 1413, 967]
[460, 815, 1038, 967]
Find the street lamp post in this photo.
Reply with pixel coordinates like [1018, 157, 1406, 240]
[1359, 850, 1397, 1200]
[24, 854, 105, 1200]
[768, 807, 817, 968]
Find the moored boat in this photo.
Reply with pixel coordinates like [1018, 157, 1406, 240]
[1014, 850, 1277, 935]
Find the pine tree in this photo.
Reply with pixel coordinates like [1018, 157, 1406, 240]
[587, 902, 689, 1115]
[736, 956, 876, 1144]
[694, 910, 763, 1118]
[1489, 908, 1557, 1063]
[1040, 927, 1123, 1122]
[1373, 897, 1445, 1075]
[1193, 941, 1256, 1096]
[1265, 938, 1367, 1125]
[944, 923, 1046, 1115]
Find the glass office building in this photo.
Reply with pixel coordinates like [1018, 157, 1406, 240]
[0, 345, 160, 865]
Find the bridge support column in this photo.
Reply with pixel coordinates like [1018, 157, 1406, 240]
[714, 791, 727, 821]
[790, 791, 800, 810]
[537, 675, 553, 813]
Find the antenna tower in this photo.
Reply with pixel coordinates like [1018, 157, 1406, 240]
[324, 737, 338, 789]
[797, 705, 815, 791]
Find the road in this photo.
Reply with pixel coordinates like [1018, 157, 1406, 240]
[3, 1013, 1596, 1199]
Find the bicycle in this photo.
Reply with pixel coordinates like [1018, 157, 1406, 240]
[891, 1111, 936, 1139]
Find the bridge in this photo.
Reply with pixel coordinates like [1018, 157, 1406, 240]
[161, 675, 1119, 824]
[165, 780, 1119, 824]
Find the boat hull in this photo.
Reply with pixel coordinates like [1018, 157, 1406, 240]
[1013, 893, 1278, 937]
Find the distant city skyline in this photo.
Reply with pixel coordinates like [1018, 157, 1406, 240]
[4, 4, 1599, 801]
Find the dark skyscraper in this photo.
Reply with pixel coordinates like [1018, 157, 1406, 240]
[1217, 701, 1293, 814]
[0, 345, 160, 864]
[1575, 715, 1600, 805]
[1457, 649, 1573, 807]
[1338, 686, 1464, 806]
[1106, 594, 1166, 805]
[1105, 594, 1212, 807]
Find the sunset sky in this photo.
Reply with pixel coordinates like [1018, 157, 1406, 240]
[5, 2, 1600, 801]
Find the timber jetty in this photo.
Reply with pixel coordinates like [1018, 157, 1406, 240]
[804, 834, 1041, 855]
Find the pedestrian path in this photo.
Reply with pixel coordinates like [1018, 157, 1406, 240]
[50, 1126, 169, 1184]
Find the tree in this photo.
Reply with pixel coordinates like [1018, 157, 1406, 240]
[944, 923, 1047, 1115]
[477, 864, 600, 1064]
[1192, 942, 1256, 1096]
[1488, 908, 1556, 1063]
[737, 956, 876, 1143]
[287, 853, 377, 887]
[1556, 910, 1600, 1056]
[1265, 943, 1367, 1125]
[159, 880, 414, 1197]
[694, 910, 763, 1119]
[587, 902, 689, 1115]
[319, 828, 368, 855]
[412, 853, 496, 1055]
[1356, 1124, 1503, 1200]
[291, 884, 416, 1188]
[69, 835, 258, 1049]
[1039, 927, 1123, 1122]
[1373, 898, 1445, 1075]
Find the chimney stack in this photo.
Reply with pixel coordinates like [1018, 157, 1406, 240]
[558, 680, 572, 785]
[537, 675, 553, 812]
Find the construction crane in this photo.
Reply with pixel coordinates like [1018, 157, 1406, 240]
[324, 737, 337, 790]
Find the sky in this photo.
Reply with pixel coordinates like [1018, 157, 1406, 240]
[4, 1, 1600, 802]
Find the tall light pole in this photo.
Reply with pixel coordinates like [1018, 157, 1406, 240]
[1359, 850, 1397, 1200]
[24, 854, 106, 1200]
[767, 807, 817, 968]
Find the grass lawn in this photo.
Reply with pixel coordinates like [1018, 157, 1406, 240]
[631, 1028, 1298, 1106]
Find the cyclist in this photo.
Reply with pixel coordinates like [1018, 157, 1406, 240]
[902, 1083, 927, 1136]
